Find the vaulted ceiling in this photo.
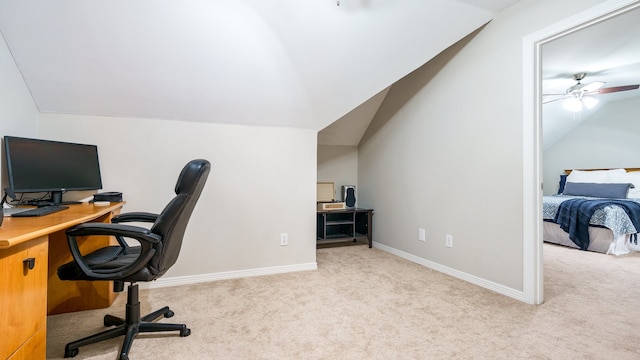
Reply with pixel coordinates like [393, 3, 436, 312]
[0, 0, 519, 134]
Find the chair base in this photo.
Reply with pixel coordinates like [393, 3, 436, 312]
[63, 283, 190, 360]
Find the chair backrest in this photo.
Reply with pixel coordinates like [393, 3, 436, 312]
[148, 159, 211, 277]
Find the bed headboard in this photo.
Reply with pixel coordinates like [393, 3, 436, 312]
[564, 168, 640, 175]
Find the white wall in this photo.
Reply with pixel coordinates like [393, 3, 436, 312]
[543, 96, 640, 194]
[0, 34, 38, 132]
[3, 22, 318, 282]
[0, 32, 39, 190]
[39, 114, 318, 279]
[317, 145, 358, 202]
[0, 33, 38, 135]
[358, 0, 607, 294]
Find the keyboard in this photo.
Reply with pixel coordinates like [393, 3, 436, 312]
[11, 205, 70, 217]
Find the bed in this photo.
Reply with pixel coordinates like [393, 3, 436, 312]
[542, 168, 640, 255]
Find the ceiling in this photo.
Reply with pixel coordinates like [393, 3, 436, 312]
[323, 3, 640, 147]
[320, 3, 640, 147]
[0, 0, 520, 133]
[542, 6, 640, 149]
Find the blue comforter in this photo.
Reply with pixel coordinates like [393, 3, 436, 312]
[554, 198, 640, 250]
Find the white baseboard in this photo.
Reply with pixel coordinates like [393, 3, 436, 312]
[372, 242, 526, 303]
[139, 262, 318, 290]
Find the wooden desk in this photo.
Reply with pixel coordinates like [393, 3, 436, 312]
[0, 202, 124, 360]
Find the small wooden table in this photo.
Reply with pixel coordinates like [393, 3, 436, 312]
[0, 202, 124, 359]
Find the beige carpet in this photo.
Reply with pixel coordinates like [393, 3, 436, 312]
[46, 243, 640, 359]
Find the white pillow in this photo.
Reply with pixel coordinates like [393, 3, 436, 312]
[566, 168, 627, 184]
[627, 172, 640, 198]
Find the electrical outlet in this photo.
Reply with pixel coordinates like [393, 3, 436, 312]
[418, 228, 426, 241]
[445, 234, 453, 248]
[280, 233, 288, 246]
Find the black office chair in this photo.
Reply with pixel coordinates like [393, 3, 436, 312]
[57, 159, 211, 360]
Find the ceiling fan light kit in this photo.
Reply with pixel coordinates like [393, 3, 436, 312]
[581, 96, 598, 109]
[563, 97, 583, 112]
[563, 95, 598, 112]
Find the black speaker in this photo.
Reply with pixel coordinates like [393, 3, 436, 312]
[342, 185, 356, 207]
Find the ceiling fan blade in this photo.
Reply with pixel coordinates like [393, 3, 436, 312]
[581, 81, 605, 92]
[542, 95, 566, 104]
[597, 84, 639, 94]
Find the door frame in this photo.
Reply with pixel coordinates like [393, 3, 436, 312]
[521, 0, 640, 305]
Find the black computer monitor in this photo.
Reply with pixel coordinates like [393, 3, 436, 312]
[3, 136, 103, 204]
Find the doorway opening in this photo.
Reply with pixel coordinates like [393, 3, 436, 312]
[522, 0, 640, 305]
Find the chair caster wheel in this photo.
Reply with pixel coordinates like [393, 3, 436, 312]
[165, 310, 174, 318]
[64, 348, 79, 358]
[104, 314, 123, 326]
[180, 327, 191, 337]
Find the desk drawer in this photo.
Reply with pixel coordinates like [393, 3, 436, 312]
[0, 236, 48, 360]
[7, 326, 46, 360]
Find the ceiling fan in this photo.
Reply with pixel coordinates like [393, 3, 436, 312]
[543, 72, 639, 111]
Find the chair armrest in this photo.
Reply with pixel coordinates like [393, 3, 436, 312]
[68, 223, 161, 240]
[66, 223, 161, 280]
[111, 212, 160, 224]
[110, 212, 160, 249]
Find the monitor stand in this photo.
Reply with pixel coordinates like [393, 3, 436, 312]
[51, 191, 63, 205]
[49, 191, 81, 205]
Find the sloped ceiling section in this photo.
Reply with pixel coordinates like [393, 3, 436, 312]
[0, 0, 515, 130]
[318, 86, 389, 146]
